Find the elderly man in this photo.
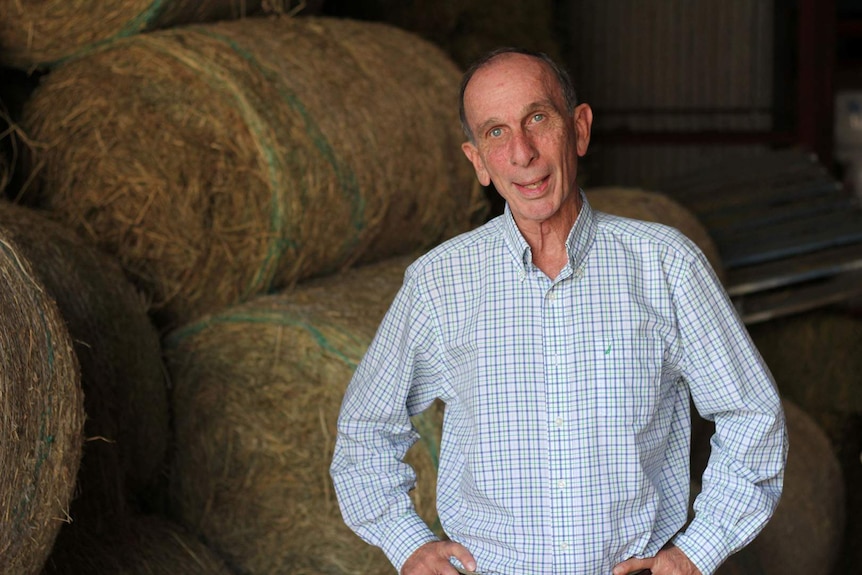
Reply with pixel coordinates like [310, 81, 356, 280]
[331, 47, 787, 575]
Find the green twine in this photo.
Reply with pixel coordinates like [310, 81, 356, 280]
[45, 0, 169, 68]
[164, 311, 360, 368]
[195, 28, 366, 296]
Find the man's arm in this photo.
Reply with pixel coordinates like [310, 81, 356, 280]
[669, 252, 788, 575]
[330, 272, 448, 571]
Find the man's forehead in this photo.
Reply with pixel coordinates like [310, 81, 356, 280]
[470, 53, 551, 87]
[464, 55, 560, 117]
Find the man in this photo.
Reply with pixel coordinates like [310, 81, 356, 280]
[331, 48, 787, 575]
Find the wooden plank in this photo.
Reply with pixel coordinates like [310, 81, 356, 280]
[661, 150, 828, 200]
[725, 242, 862, 296]
[733, 268, 862, 324]
[679, 178, 840, 213]
[660, 148, 821, 195]
[717, 210, 862, 267]
[699, 192, 852, 234]
[711, 205, 862, 243]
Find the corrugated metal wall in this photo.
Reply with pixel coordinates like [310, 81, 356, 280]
[563, 0, 776, 188]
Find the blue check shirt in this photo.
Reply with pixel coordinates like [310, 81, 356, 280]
[331, 194, 787, 575]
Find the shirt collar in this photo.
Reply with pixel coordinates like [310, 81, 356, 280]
[501, 189, 597, 274]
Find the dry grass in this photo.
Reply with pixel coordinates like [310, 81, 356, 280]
[42, 513, 234, 575]
[0, 229, 84, 574]
[692, 399, 845, 575]
[323, 0, 561, 68]
[19, 16, 485, 331]
[749, 400, 845, 575]
[164, 256, 440, 575]
[0, 0, 281, 69]
[0, 201, 169, 525]
[748, 310, 862, 413]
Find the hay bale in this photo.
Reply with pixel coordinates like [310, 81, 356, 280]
[0, 202, 169, 523]
[0, 230, 84, 574]
[0, 0, 287, 70]
[164, 256, 441, 575]
[748, 310, 862, 414]
[804, 409, 862, 574]
[0, 147, 8, 196]
[42, 513, 234, 575]
[692, 399, 844, 575]
[322, 0, 561, 68]
[747, 399, 845, 575]
[585, 186, 726, 283]
[19, 16, 486, 330]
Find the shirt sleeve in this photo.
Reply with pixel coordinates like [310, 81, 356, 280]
[330, 269, 445, 571]
[669, 250, 788, 575]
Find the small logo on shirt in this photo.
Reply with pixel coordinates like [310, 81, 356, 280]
[604, 342, 613, 355]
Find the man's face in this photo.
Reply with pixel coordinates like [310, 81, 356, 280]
[461, 54, 592, 230]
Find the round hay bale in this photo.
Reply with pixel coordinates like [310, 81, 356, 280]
[792, 408, 862, 574]
[693, 399, 844, 575]
[0, 201, 169, 523]
[322, 0, 561, 69]
[164, 256, 442, 575]
[748, 399, 845, 575]
[0, 0, 281, 70]
[714, 545, 766, 575]
[585, 186, 726, 284]
[42, 513, 234, 575]
[748, 310, 862, 414]
[0, 230, 84, 574]
[19, 16, 486, 330]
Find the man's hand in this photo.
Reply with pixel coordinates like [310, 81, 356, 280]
[612, 544, 703, 575]
[401, 540, 477, 575]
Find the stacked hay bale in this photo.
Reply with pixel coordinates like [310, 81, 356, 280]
[0, 0, 301, 70]
[322, 0, 561, 69]
[164, 256, 441, 575]
[691, 399, 845, 575]
[0, 97, 11, 196]
[584, 186, 726, 284]
[0, 228, 85, 574]
[0, 202, 169, 527]
[748, 311, 862, 574]
[0, 144, 8, 195]
[18, 16, 486, 331]
[42, 513, 235, 574]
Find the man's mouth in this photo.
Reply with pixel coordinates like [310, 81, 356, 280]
[517, 176, 549, 192]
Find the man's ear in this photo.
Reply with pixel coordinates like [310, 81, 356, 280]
[573, 103, 593, 157]
[461, 141, 491, 187]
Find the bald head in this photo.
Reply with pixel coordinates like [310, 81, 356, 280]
[459, 48, 578, 143]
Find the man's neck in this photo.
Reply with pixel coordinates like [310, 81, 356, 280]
[517, 196, 580, 280]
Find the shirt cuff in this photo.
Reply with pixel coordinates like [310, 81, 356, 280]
[672, 515, 734, 575]
[379, 512, 440, 572]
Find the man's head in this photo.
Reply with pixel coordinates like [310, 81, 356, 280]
[459, 48, 578, 144]
[459, 48, 592, 231]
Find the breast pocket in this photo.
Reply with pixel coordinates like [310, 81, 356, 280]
[592, 331, 664, 431]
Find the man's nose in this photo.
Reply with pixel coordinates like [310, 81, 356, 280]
[509, 131, 537, 166]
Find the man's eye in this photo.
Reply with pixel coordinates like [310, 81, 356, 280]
[489, 127, 503, 138]
[532, 113, 545, 123]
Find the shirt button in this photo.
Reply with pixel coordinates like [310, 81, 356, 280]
[574, 267, 584, 279]
[560, 542, 569, 551]
[557, 479, 566, 488]
[546, 290, 556, 301]
[554, 417, 564, 427]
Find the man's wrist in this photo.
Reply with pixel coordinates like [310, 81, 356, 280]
[380, 512, 440, 572]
